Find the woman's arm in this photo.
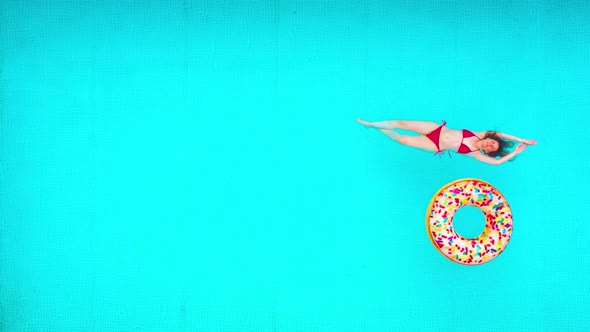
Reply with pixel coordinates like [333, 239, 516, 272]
[470, 152, 502, 165]
[497, 132, 537, 145]
[470, 144, 528, 165]
[495, 144, 527, 164]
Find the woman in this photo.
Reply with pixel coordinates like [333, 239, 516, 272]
[356, 118, 536, 165]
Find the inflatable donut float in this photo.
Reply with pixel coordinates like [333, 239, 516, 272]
[426, 179, 513, 265]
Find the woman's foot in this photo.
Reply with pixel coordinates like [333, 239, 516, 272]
[356, 118, 373, 127]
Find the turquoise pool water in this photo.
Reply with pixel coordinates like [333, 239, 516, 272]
[1, 1, 589, 331]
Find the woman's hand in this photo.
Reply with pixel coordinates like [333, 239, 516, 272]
[515, 143, 528, 153]
[524, 139, 537, 145]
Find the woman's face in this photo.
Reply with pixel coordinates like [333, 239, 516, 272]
[481, 138, 499, 153]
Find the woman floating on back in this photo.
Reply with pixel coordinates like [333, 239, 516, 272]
[357, 118, 536, 165]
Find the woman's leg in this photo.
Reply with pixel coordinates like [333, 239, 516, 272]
[376, 128, 437, 152]
[357, 118, 442, 135]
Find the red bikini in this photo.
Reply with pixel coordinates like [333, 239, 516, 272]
[426, 120, 479, 157]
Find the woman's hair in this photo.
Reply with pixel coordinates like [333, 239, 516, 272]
[483, 131, 514, 158]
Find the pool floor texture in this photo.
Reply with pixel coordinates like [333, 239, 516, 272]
[1, 1, 589, 331]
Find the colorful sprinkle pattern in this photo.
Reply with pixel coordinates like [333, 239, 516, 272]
[426, 179, 513, 265]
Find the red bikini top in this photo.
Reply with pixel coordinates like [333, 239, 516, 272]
[457, 130, 479, 154]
